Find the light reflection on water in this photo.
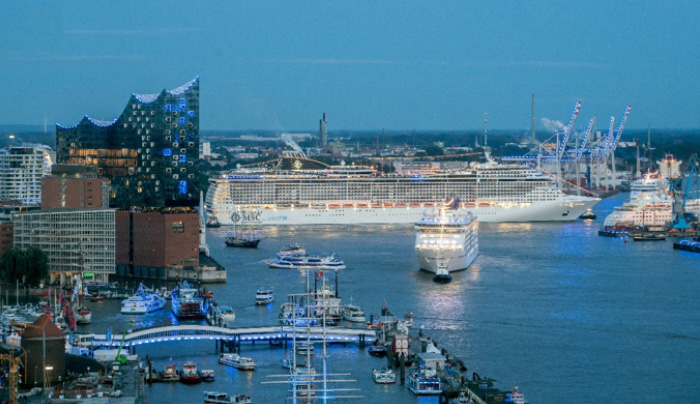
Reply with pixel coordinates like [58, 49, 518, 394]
[80, 193, 700, 403]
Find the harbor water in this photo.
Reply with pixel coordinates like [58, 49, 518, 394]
[78, 192, 700, 403]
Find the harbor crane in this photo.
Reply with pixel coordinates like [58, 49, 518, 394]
[669, 154, 700, 230]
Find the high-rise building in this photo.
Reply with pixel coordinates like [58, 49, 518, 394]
[0, 146, 53, 205]
[56, 78, 200, 208]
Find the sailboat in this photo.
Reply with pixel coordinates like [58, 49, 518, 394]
[74, 244, 91, 324]
[224, 215, 267, 248]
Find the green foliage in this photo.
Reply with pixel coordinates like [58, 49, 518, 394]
[0, 246, 48, 286]
[424, 145, 444, 156]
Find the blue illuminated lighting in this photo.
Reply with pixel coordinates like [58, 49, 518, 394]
[179, 155, 187, 163]
[178, 117, 186, 124]
[178, 180, 187, 194]
[163, 149, 172, 156]
[187, 110, 195, 117]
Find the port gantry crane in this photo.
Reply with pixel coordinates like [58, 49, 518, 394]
[669, 153, 700, 230]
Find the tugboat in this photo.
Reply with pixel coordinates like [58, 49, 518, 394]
[200, 369, 215, 382]
[579, 208, 597, 220]
[180, 362, 202, 384]
[432, 263, 452, 283]
[372, 368, 396, 384]
[161, 363, 180, 382]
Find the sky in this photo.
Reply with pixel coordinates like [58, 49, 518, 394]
[1, 1, 699, 132]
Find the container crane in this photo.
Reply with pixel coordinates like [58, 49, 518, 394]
[669, 154, 700, 230]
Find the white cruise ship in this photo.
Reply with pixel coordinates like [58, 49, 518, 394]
[415, 207, 478, 273]
[205, 156, 599, 226]
[603, 157, 700, 229]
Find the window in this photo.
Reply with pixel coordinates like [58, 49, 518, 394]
[172, 221, 184, 233]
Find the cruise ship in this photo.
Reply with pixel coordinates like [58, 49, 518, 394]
[205, 156, 599, 226]
[415, 206, 478, 273]
[603, 156, 700, 229]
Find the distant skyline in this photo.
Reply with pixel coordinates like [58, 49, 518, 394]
[2, 1, 699, 131]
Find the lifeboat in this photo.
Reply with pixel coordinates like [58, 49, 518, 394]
[478, 202, 490, 207]
[409, 203, 421, 208]
[277, 204, 291, 208]
[328, 204, 340, 208]
[371, 203, 382, 208]
[465, 202, 476, 207]
[424, 203, 434, 207]
[397, 203, 407, 207]
[357, 203, 369, 208]
[343, 203, 355, 208]
[383, 203, 394, 208]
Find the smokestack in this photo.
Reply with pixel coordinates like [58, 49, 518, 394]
[319, 112, 327, 147]
[531, 94, 535, 144]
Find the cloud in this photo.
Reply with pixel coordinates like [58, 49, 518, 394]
[541, 117, 567, 132]
[64, 28, 200, 35]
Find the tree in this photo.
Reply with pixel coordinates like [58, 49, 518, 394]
[424, 145, 444, 156]
[24, 246, 48, 286]
[0, 246, 48, 286]
[0, 248, 26, 284]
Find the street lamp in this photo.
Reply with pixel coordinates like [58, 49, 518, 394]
[44, 366, 53, 388]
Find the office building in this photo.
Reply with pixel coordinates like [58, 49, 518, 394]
[12, 208, 116, 285]
[41, 165, 110, 209]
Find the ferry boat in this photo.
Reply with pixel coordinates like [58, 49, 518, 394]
[216, 305, 236, 321]
[255, 287, 274, 305]
[372, 368, 397, 384]
[266, 254, 346, 270]
[415, 206, 479, 273]
[218, 353, 256, 370]
[342, 303, 367, 323]
[407, 369, 442, 395]
[120, 283, 166, 314]
[161, 363, 180, 382]
[171, 281, 209, 319]
[204, 155, 599, 226]
[203, 392, 251, 404]
[180, 362, 202, 384]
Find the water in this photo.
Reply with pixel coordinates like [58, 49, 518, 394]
[79, 192, 700, 403]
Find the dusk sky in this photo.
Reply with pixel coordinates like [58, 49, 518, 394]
[2, 1, 699, 131]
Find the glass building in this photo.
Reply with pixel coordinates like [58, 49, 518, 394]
[56, 78, 199, 208]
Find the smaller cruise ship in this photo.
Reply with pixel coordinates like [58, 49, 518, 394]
[171, 281, 209, 319]
[415, 205, 479, 273]
[121, 283, 166, 314]
[216, 305, 236, 321]
[218, 353, 256, 370]
[266, 254, 346, 270]
[180, 362, 202, 384]
[255, 287, 274, 304]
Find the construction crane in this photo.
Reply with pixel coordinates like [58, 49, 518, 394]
[0, 349, 27, 404]
[669, 154, 700, 230]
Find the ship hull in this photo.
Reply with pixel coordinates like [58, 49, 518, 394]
[209, 199, 598, 226]
[417, 247, 479, 274]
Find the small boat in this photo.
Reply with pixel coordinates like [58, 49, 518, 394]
[76, 306, 92, 324]
[631, 232, 666, 241]
[579, 208, 597, 220]
[90, 296, 103, 302]
[201, 369, 215, 382]
[342, 303, 367, 323]
[407, 369, 441, 395]
[598, 228, 629, 237]
[216, 305, 236, 321]
[206, 217, 222, 228]
[161, 363, 180, 382]
[432, 263, 452, 283]
[368, 343, 386, 357]
[506, 385, 527, 404]
[372, 368, 396, 384]
[673, 238, 700, 253]
[218, 353, 256, 370]
[255, 288, 274, 305]
[203, 391, 251, 404]
[277, 243, 306, 257]
[180, 362, 202, 384]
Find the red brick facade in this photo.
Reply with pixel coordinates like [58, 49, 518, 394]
[41, 177, 110, 209]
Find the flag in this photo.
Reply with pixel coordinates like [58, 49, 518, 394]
[315, 271, 323, 278]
